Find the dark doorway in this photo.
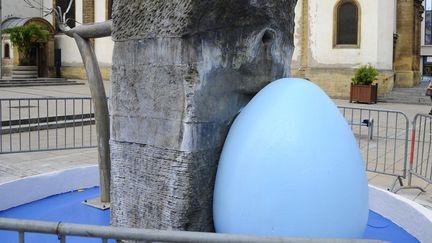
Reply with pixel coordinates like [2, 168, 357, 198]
[37, 44, 48, 77]
[29, 46, 38, 66]
[29, 44, 49, 77]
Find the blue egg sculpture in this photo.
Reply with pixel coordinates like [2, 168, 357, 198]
[213, 78, 368, 238]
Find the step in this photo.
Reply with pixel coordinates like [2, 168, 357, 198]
[378, 81, 432, 105]
[11, 66, 38, 71]
[11, 75, 38, 79]
[0, 78, 68, 82]
[378, 97, 431, 105]
[0, 78, 83, 87]
[0, 82, 83, 88]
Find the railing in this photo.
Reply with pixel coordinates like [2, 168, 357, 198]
[406, 113, 432, 190]
[0, 218, 385, 243]
[0, 97, 96, 154]
[338, 106, 410, 190]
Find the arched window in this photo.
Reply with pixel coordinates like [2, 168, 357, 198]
[335, 1, 360, 46]
[4, 44, 10, 59]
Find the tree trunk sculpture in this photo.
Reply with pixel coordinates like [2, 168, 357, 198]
[110, 0, 298, 231]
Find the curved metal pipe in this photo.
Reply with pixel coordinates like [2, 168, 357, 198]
[73, 33, 110, 203]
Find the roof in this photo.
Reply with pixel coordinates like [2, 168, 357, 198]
[1, 17, 55, 33]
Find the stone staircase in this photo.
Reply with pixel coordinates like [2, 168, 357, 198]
[378, 81, 431, 105]
[0, 78, 83, 87]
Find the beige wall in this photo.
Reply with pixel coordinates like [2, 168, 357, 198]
[292, 0, 396, 98]
[60, 66, 111, 80]
[291, 67, 394, 98]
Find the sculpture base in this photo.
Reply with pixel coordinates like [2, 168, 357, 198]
[82, 197, 110, 210]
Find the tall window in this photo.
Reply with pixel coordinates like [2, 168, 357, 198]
[55, 0, 76, 29]
[425, 0, 432, 45]
[335, 1, 359, 46]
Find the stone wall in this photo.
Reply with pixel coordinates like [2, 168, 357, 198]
[394, 0, 423, 87]
[291, 68, 394, 99]
[61, 66, 111, 80]
[110, 0, 297, 232]
[82, 0, 95, 24]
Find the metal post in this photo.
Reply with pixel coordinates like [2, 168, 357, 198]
[19, 231, 24, 243]
[73, 34, 110, 203]
[0, 0, 3, 79]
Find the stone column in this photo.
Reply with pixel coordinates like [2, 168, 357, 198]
[82, 0, 95, 24]
[110, 0, 297, 232]
[299, 0, 309, 79]
[394, 0, 424, 87]
[82, 0, 95, 47]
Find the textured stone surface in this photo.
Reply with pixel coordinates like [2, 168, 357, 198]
[394, 0, 423, 87]
[110, 0, 297, 232]
[111, 141, 219, 230]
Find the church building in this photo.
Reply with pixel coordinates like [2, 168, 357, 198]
[0, 0, 425, 99]
[292, 0, 424, 98]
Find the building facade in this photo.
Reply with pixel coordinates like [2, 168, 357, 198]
[421, 0, 432, 76]
[1, 0, 113, 80]
[1, 0, 424, 99]
[293, 0, 424, 98]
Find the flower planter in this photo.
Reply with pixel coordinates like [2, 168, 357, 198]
[349, 83, 378, 104]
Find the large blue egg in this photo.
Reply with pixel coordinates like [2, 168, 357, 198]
[213, 78, 368, 238]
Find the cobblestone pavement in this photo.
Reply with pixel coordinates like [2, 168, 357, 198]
[0, 82, 431, 211]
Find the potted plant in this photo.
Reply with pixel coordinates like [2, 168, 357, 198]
[350, 64, 379, 104]
[3, 23, 49, 79]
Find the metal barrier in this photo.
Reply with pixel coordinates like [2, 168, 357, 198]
[0, 97, 96, 154]
[338, 106, 410, 189]
[406, 113, 432, 191]
[0, 218, 385, 243]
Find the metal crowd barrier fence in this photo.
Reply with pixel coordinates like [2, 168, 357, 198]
[0, 97, 96, 154]
[338, 106, 410, 190]
[0, 218, 386, 243]
[406, 113, 432, 191]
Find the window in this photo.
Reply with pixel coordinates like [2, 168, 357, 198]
[425, 0, 432, 45]
[335, 1, 359, 46]
[4, 44, 10, 59]
[55, 0, 76, 29]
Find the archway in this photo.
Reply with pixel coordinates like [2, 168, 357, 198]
[1, 17, 55, 78]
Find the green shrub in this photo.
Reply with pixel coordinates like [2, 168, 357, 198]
[351, 64, 379, 85]
[3, 23, 50, 65]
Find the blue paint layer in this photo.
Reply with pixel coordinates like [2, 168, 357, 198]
[0, 188, 420, 243]
[364, 210, 419, 243]
[0, 187, 112, 243]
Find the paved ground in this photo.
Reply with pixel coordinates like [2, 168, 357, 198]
[0, 82, 431, 211]
[334, 99, 432, 210]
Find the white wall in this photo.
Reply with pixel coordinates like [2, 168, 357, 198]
[55, 34, 82, 65]
[0, 165, 99, 211]
[94, 0, 114, 66]
[55, 0, 113, 69]
[51, 0, 113, 72]
[3, 0, 53, 23]
[75, 0, 83, 24]
[376, 0, 395, 70]
[293, 0, 395, 70]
